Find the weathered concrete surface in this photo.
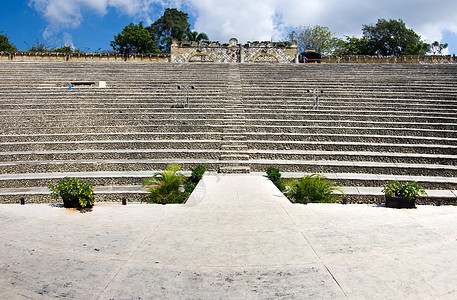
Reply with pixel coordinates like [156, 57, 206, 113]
[0, 174, 456, 299]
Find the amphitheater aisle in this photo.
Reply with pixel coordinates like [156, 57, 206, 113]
[0, 61, 456, 204]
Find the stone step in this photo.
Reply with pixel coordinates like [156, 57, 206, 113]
[246, 141, 457, 155]
[0, 132, 225, 143]
[246, 150, 457, 165]
[219, 166, 251, 174]
[223, 115, 246, 119]
[0, 149, 223, 162]
[223, 128, 247, 133]
[1, 171, 455, 190]
[0, 186, 149, 204]
[246, 160, 457, 177]
[222, 135, 247, 140]
[0, 159, 223, 174]
[220, 154, 250, 161]
[1, 185, 455, 205]
[278, 172, 457, 190]
[2, 111, 455, 122]
[0, 171, 185, 189]
[223, 124, 246, 128]
[1, 125, 221, 135]
[1, 139, 455, 155]
[1, 148, 455, 169]
[220, 145, 248, 151]
[2, 105, 457, 115]
[0, 140, 222, 152]
[2, 158, 456, 177]
[335, 187, 457, 205]
[2, 124, 454, 138]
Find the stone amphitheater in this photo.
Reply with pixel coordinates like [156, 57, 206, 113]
[0, 61, 456, 204]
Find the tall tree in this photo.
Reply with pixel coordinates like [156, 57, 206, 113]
[0, 31, 17, 52]
[362, 18, 423, 56]
[25, 39, 49, 52]
[288, 25, 341, 55]
[429, 41, 448, 55]
[185, 29, 209, 42]
[147, 8, 191, 52]
[338, 36, 374, 55]
[111, 22, 159, 54]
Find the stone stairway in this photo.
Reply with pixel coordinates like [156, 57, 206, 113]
[220, 64, 250, 173]
[0, 61, 456, 204]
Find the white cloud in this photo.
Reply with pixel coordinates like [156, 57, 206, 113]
[192, 0, 457, 46]
[28, 0, 162, 38]
[62, 32, 75, 50]
[29, 0, 457, 49]
[191, 0, 278, 42]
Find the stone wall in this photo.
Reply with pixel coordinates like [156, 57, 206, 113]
[2, 48, 456, 64]
[322, 55, 457, 64]
[171, 38, 299, 63]
[0, 51, 170, 62]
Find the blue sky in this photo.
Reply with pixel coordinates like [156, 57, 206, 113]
[1, 0, 456, 54]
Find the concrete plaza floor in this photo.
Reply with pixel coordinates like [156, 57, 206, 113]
[0, 174, 456, 299]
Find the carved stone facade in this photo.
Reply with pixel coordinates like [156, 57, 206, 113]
[171, 38, 299, 64]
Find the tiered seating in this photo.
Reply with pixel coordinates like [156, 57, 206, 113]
[0, 62, 232, 202]
[0, 61, 456, 204]
[234, 64, 457, 203]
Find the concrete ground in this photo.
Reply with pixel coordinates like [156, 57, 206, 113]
[0, 174, 456, 300]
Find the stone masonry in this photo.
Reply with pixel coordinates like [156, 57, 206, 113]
[170, 38, 299, 64]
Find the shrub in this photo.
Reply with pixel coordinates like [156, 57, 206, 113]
[184, 165, 206, 194]
[382, 181, 426, 202]
[189, 165, 206, 183]
[144, 164, 206, 204]
[285, 174, 342, 203]
[143, 164, 187, 204]
[48, 177, 94, 209]
[184, 181, 197, 194]
[266, 166, 284, 190]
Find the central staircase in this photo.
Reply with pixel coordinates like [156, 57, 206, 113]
[220, 64, 250, 173]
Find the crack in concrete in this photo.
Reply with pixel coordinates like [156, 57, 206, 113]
[283, 206, 350, 299]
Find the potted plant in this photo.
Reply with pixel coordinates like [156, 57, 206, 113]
[48, 177, 94, 209]
[382, 181, 426, 209]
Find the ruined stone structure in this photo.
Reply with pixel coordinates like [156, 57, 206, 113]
[170, 38, 299, 63]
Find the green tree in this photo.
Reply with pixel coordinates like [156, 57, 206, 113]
[167, 27, 209, 42]
[0, 32, 17, 52]
[338, 36, 374, 55]
[111, 22, 159, 54]
[429, 41, 448, 55]
[26, 39, 49, 52]
[404, 41, 430, 55]
[288, 25, 341, 55]
[147, 8, 191, 52]
[362, 18, 424, 56]
[53, 46, 73, 53]
[185, 29, 209, 42]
